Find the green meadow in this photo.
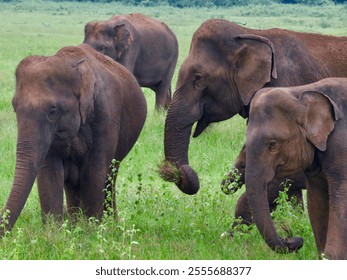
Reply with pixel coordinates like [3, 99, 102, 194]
[0, 0, 346, 260]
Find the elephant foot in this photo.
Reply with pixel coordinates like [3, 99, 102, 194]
[271, 236, 304, 253]
[284, 236, 304, 252]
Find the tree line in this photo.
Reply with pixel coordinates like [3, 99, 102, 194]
[1, 0, 346, 6]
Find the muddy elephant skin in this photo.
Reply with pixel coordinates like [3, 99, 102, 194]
[246, 78, 347, 259]
[0, 44, 147, 236]
[160, 19, 347, 196]
[84, 13, 178, 110]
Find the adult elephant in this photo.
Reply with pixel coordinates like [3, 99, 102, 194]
[160, 19, 347, 195]
[245, 78, 347, 259]
[83, 13, 178, 110]
[0, 44, 147, 236]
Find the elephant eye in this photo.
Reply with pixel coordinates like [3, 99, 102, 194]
[268, 140, 277, 151]
[97, 46, 107, 53]
[47, 106, 61, 122]
[193, 74, 207, 90]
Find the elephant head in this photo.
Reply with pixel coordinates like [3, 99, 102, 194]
[245, 85, 341, 253]
[84, 18, 133, 62]
[160, 20, 277, 194]
[0, 46, 97, 235]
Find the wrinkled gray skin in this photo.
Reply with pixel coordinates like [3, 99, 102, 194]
[221, 144, 306, 233]
[84, 13, 178, 110]
[0, 44, 146, 236]
[246, 78, 347, 259]
[163, 19, 347, 196]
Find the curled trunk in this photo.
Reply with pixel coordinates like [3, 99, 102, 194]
[161, 97, 200, 195]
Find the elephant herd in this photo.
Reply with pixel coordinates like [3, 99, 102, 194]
[1, 13, 347, 260]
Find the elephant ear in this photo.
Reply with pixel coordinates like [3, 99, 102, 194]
[114, 24, 133, 59]
[300, 90, 342, 151]
[234, 34, 277, 106]
[74, 59, 96, 124]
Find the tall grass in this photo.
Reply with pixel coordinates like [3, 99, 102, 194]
[0, 0, 346, 259]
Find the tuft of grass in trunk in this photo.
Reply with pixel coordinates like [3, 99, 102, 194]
[157, 160, 181, 184]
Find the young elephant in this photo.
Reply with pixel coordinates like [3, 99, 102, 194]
[245, 78, 347, 259]
[221, 144, 306, 232]
[83, 13, 178, 110]
[0, 44, 147, 236]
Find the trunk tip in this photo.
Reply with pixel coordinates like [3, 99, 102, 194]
[177, 164, 200, 195]
[158, 161, 200, 195]
[158, 160, 180, 184]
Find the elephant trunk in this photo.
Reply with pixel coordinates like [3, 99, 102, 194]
[160, 97, 200, 195]
[245, 143, 303, 253]
[0, 127, 50, 236]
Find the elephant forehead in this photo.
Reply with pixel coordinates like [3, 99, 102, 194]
[92, 22, 112, 38]
[182, 52, 226, 78]
[13, 86, 56, 113]
[15, 67, 76, 108]
[18, 56, 69, 78]
[19, 58, 77, 86]
[251, 89, 298, 117]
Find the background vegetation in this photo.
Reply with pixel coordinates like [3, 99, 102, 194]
[1, 0, 347, 5]
[0, 0, 346, 260]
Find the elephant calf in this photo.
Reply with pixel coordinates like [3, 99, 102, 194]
[245, 78, 347, 259]
[221, 144, 306, 233]
[0, 44, 147, 236]
[84, 13, 178, 110]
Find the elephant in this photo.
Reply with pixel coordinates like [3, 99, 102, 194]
[83, 13, 179, 110]
[245, 78, 347, 259]
[159, 18, 347, 196]
[221, 144, 306, 234]
[0, 44, 147, 236]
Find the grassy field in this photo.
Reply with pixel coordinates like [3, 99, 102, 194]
[0, 0, 346, 260]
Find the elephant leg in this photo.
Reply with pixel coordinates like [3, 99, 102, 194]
[153, 83, 170, 110]
[231, 192, 253, 232]
[64, 184, 81, 217]
[267, 184, 282, 212]
[287, 188, 304, 210]
[324, 180, 347, 259]
[153, 64, 175, 110]
[79, 167, 107, 220]
[63, 162, 81, 218]
[306, 177, 329, 256]
[79, 150, 115, 219]
[37, 155, 64, 222]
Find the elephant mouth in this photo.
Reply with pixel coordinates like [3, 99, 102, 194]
[193, 115, 210, 138]
[56, 130, 71, 140]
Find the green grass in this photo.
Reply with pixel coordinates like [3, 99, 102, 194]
[0, 0, 346, 260]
